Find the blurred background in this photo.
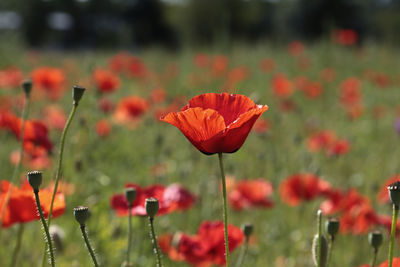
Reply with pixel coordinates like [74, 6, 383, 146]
[1, 0, 400, 50]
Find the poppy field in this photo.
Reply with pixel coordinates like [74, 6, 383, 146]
[2, 41, 400, 267]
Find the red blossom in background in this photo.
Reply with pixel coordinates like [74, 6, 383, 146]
[307, 130, 350, 157]
[161, 93, 268, 155]
[93, 68, 121, 93]
[159, 221, 244, 266]
[113, 96, 149, 128]
[31, 67, 65, 100]
[288, 41, 305, 56]
[110, 183, 196, 217]
[0, 180, 65, 228]
[43, 105, 67, 131]
[95, 119, 111, 138]
[272, 74, 293, 99]
[333, 29, 358, 46]
[228, 178, 274, 210]
[0, 66, 23, 89]
[279, 173, 332, 206]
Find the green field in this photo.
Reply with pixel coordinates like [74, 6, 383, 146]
[1, 42, 400, 267]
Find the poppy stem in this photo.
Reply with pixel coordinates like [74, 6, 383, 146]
[34, 189, 56, 267]
[80, 224, 100, 267]
[388, 204, 399, 267]
[218, 152, 230, 267]
[148, 216, 163, 267]
[0, 95, 30, 227]
[9, 224, 24, 267]
[126, 204, 133, 265]
[234, 235, 249, 267]
[371, 248, 378, 267]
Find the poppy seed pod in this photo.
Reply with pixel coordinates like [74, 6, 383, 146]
[22, 79, 32, 97]
[125, 187, 137, 206]
[73, 85, 85, 105]
[145, 198, 159, 218]
[73, 206, 90, 225]
[27, 171, 43, 191]
[325, 218, 340, 237]
[388, 181, 400, 206]
[241, 223, 254, 239]
[312, 234, 328, 267]
[368, 230, 383, 251]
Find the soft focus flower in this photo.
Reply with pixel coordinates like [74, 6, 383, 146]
[228, 178, 274, 210]
[307, 131, 337, 153]
[333, 29, 358, 46]
[150, 88, 167, 104]
[93, 68, 121, 93]
[113, 96, 149, 127]
[288, 41, 304, 56]
[326, 139, 351, 157]
[0, 66, 23, 89]
[161, 93, 268, 155]
[340, 77, 362, 106]
[211, 56, 229, 77]
[378, 258, 400, 267]
[95, 119, 111, 138]
[98, 97, 114, 113]
[43, 105, 67, 131]
[110, 183, 196, 217]
[279, 173, 331, 206]
[159, 221, 244, 266]
[252, 118, 270, 134]
[194, 53, 211, 68]
[31, 67, 65, 100]
[272, 74, 293, 99]
[0, 180, 65, 227]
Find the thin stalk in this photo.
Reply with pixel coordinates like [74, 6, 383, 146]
[34, 190, 56, 267]
[234, 237, 249, 267]
[41, 104, 78, 267]
[80, 225, 99, 267]
[317, 210, 322, 267]
[148, 217, 163, 267]
[388, 204, 399, 267]
[126, 205, 133, 265]
[218, 152, 230, 267]
[371, 248, 378, 267]
[0, 97, 30, 226]
[9, 224, 25, 267]
[47, 104, 77, 226]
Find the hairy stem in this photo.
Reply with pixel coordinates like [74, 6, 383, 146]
[148, 217, 163, 267]
[80, 225, 99, 267]
[388, 204, 399, 267]
[126, 205, 133, 265]
[218, 152, 230, 267]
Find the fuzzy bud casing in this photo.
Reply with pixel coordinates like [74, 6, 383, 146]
[27, 171, 42, 191]
[145, 198, 159, 218]
[73, 206, 90, 225]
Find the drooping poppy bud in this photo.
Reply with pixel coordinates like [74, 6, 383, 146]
[368, 230, 383, 251]
[388, 181, 400, 206]
[73, 85, 86, 105]
[145, 198, 159, 218]
[74, 206, 90, 225]
[27, 170, 43, 191]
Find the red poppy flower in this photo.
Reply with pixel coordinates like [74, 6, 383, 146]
[252, 118, 270, 134]
[333, 29, 358, 46]
[113, 96, 149, 127]
[161, 93, 268, 155]
[98, 97, 114, 113]
[93, 68, 121, 93]
[110, 183, 196, 217]
[31, 67, 65, 100]
[307, 131, 337, 153]
[43, 105, 67, 131]
[339, 77, 362, 106]
[159, 221, 244, 266]
[95, 119, 111, 138]
[228, 178, 274, 210]
[288, 41, 304, 56]
[339, 204, 378, 234]
[326, 139, 350, 157]
[279, 173, 332, 206]
[320, 188, 369, 215]
[378, 258, 400, 267]
[0, 180, 65, 227]
[0, 66, 23, 89]
[302, 81, 323, 99]
[377, 175, 400, 204]
[271, 74, 293, 99]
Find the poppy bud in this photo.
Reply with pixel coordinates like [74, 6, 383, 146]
[73, 85, 85, 105]
[312, 234, 328, 267]
[145, 198, 159, 218]
[388, 181, 400, 206]
[74, 206, 90, 225]
[125, 187, 137, 206]
[325, 218, 340, 237]
[22, 79, 32, 97]
[27, 171, 42, 191]
[368, 230, 383, 251]
[241, 223, 254, 239]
